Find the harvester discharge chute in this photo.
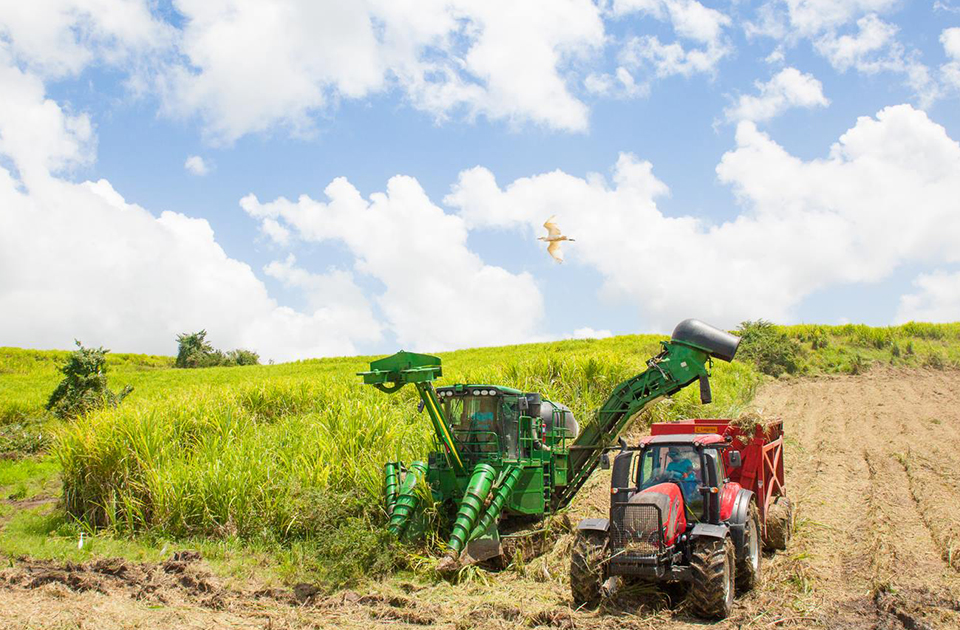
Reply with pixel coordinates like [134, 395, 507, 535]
[357, 319, 740, 568]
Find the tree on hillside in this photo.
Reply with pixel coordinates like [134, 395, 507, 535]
[175, 330, 259, 368]
[175, 330, 216, 368]
[735, 320, 804, 377]
[46, 341, 133, 418]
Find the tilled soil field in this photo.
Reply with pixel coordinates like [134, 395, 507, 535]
[2, 368, 960, 629]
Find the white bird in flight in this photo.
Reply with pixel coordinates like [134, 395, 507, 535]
[538, 215, 575, 263]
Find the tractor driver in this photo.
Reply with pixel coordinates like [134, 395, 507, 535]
[665, 447, 701, 504]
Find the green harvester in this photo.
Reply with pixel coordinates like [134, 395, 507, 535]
[358, 319, 741, 567]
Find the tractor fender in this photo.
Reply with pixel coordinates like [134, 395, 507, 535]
[576, 518, 609, 533]
[727, 489, 755, 554]
[690, 522, 729, 540]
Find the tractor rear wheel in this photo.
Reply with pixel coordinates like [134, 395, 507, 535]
[763, 496, 793, 551]
[570, 530, 607, 608]
[736, 501, 761, 592]
[687, 536, 736, 620]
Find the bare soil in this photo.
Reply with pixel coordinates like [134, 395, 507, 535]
[2, 367, 960, 629]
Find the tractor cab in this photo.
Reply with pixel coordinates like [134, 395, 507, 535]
[630, 434, 732, 524]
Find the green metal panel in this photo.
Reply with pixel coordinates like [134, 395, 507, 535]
[507, 465, 545, 515]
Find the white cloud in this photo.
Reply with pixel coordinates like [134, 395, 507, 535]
[724, 67, 829, 123]
[568, 327, 613, 340]
[240, 176, 544, 352]
[0, 0, 172, 79]
[0, 38, 380, 362]
[584, 66, 648, 98]
[0, 174, 381, 361]
[746, 0, 899, 40]
[896, 271, 960, 323]
[0, 50, 95, 182]
[614, 0, 733, 82]
[163, 0, 605, 142]
[814, 14, 898, 73]
[446, 105, 960, 331]
[765, 48, 785, 65]
[746, 4, 939, 107]
[184, 155, 209, 176]
[263, 254, 384, 340]
[942, 28, 960, 92]
[935, 1, 960, 14]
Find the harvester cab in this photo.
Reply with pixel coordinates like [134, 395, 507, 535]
[358, 319, 742, 570]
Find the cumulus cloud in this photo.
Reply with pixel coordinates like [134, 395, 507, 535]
[183, 155, 209, 176]
[942, 28, 960, 92]
[896, 271, 960, 323]
[0, 0, 172, 78]
[813, 14, 898, 72]
[163, 0, 605, 142]
[724, 67, 829, 123]
[240, 176, 544, 352]
[613, 0, 733, 86]
[746, 0, 899, 39]
[0, 173, 381, 361]
[746, 3, 938, 106]
[446, 105, 960, 331]
[0, 28, 380, 361]
[0, 50, 95, 182]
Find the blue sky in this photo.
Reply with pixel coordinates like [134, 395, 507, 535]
[1, 1, 959, 361]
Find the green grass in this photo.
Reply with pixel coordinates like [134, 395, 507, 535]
[0, 456, 59, 501]
[783, 322, 960, 374]
[0, 322, 957, 588]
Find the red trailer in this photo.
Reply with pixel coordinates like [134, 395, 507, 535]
[649, 417, 791, 549]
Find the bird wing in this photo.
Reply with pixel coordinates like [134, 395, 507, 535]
[543, 215, 562, 238]
[547, 240, 564, 263]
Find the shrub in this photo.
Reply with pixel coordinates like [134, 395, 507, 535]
[847, 353, 871, 375]
[227, 349, 260, 366]
[46, 342, 133, 419]
[175, 330, 216, 368]
[176, 330, 259, 368]
[735, 320, 804, 377]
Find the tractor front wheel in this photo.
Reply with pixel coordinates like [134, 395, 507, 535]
[763, 496, 793, 551]
[736, 501, 761, 592]
[570, 530, 607, 608]
[687, 536, 736, 620]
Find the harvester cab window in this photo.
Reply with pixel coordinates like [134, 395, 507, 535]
[443, 394, 501, 457]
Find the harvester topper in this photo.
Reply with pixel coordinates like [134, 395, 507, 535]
[357, 319, 740, 568]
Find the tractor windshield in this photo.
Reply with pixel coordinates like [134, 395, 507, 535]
[638, 445, 703, 511]
[443, 393, 501, 458]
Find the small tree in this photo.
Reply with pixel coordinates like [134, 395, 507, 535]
[227, 349, 260, 366]
[176, 330, 216, 368]
[176, 330, 260, 368]
[46, 341, 133, 419]
[735, 320, 804, 377]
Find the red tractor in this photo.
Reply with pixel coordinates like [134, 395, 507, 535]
[571, 418, 791, 619]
